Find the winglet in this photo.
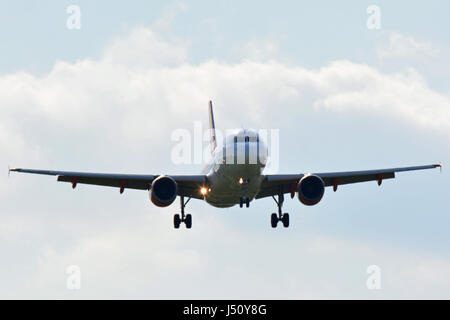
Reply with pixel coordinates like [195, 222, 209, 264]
[8, 167, 20, 177]
[438, 162, 442, 173]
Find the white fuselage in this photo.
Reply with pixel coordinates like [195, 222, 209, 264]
[202, 129, 268, 208]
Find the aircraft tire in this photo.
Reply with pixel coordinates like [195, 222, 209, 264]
[174, 214, 181, 229]
[282, 213, 289, 228]
[271, 213, 278, 228]
[185, 214, 192, 229]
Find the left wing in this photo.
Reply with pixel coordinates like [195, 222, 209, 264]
[256, 164, 441, 199]
[9, 168, 207, 199]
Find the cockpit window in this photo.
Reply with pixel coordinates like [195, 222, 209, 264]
[228, 133, 258, 144]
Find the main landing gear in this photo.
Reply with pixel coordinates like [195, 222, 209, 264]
[271, 193, 289, 228]
[174, 196, 192, 229]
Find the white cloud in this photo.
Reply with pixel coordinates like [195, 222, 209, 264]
[102, 27, 188, 68]
[313, 61, 450, 132]
[377, 32, 439, 62]
[2, 28, 449, 170]
[13, 214, 450, 299]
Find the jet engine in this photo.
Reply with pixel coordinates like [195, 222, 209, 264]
[297, 174, 325, 206]
[150, 176, 177, 207]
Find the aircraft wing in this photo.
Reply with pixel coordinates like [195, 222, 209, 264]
[255, 164, 441, 199]
[9, 168, 207, 199]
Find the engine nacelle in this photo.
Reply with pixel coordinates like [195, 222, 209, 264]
[150, 176, 177, 207]
[297, 174, 325, 206]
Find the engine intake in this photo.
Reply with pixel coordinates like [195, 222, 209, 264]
[297, 174, 325, 206]
[150, 176, 177, 207]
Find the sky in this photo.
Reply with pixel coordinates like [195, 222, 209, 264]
[1, 0, 450, 299]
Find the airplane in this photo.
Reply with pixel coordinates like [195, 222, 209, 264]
[9, 101, 442, 229]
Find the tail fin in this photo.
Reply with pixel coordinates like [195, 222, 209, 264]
[208, 100, 217, 153]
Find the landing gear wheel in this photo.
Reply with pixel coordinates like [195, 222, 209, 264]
[271, 192, 289, 228]
[281, 213, 289, 228]
[185, 214, 192, 229]
[245, 198, 250, 208]
[271, 213, 278, 228]
[239, 197, 244, 208]
[174, 214, 181, 229]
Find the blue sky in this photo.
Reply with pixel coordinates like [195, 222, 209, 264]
[2, 1, 449, 73]
[1, 1, 450, 298]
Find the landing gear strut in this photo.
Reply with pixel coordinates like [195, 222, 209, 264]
[239, 197, 250, 208]
[174, 196, 192, 229]
[271, 192, 289, 228]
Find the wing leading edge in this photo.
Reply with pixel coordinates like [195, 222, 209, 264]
[256, 164, 441, 199]
[9, 163, 442, 200]
[9, 168, 207, 199]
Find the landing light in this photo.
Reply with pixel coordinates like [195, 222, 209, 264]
[200, 187, 208, 195]
[238, 177, 244, 185]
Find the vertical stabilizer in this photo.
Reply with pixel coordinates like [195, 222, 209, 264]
[208, 100, 217, 153]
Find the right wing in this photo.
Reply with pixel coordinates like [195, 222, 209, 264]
[9, 168, 207, 199]
[256, 164, 441, 199]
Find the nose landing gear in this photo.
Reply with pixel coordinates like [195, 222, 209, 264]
[271, 193, 289, 228]
[239, 178, 250, 208]
[239, 197, 250, 208]
[174, 196, 192, 229]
